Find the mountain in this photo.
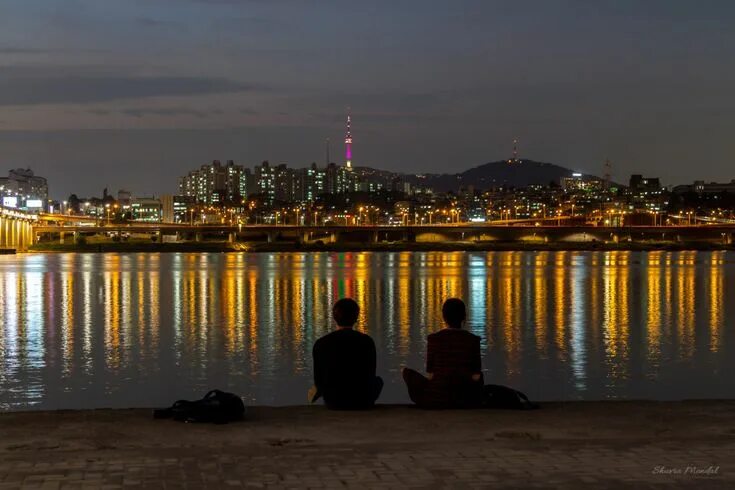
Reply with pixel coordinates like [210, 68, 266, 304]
[403, 159, 592, 192]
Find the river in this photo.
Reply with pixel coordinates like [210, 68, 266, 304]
[0, 251, 731, 410]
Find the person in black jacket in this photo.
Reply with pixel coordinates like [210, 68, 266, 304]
[309, 298, 383, 410]
[402, 298, 484, 408]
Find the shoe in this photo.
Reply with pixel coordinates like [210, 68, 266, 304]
[307, 385, 321, 403]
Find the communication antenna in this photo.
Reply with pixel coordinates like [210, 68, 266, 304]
[508, 138, 520, 164]
[603, 159, 612, 190]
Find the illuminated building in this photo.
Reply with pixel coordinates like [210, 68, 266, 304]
[161, 195, 195, 223]
[0, 168, 49, 210]
[275, 164, 294, 202]
[179, 160, 248, 205]
[628, 174, 665, 211]
[561, 172, 603, 192]
[131, 197, 162, 222]
[255, 160, 276, 204]
[673, 179, 735, 195]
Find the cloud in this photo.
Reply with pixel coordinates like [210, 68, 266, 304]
[0, 66, 262, 106]
[191, 0, 280, 4]
[136, 17, 178, 27]
[121, 108, 211, 118]
[0, 47, 49, 54]
[0, 46, 106, 55]
[81, 106, 258, 120]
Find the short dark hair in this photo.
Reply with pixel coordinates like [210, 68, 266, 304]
[442, 298, 466, 328]
[333, 298, 360, 327]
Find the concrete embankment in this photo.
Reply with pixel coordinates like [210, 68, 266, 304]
[0, 401, 733, 488]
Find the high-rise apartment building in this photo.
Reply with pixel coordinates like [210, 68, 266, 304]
[274, 164, 293, 202]
[179, 160, 248, 205]
[0, 168, 49, 210]
[254, 161, 276, 204]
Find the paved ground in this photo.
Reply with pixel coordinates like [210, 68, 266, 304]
[0, 401, 734, 489]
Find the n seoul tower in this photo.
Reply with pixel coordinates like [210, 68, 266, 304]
[345, 110, 353, 170]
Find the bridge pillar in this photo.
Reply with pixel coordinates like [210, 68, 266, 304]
[59, 231, 66, 244]
[300, 232, 310, 244]
[19, 224, 24, 249]
[611, 233, 619, 244]
[267, 231, 276, 244]
[228, 232, 236, 243]
[195, 232, 202, 243]
[10, 222, 16, 249]
[372, 231, 379, 243]
[15, 222, 23, 251]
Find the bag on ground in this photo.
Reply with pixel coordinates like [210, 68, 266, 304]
[154, 389, 246, 423]
[483, 384, 539, 410]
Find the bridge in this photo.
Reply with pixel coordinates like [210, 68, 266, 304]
[32, 221, 735, 245]
[0, 208, 37, 251]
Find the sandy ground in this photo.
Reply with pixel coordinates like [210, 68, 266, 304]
[0, 401, 734, 488]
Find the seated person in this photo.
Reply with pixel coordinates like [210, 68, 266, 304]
[402, 298, 483, 408]
[309, 298, 383, 410]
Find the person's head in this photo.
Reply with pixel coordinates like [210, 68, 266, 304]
[442, 298, 466, 329]
[333, 298, 360, 328]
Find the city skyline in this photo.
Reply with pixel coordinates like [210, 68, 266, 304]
[0, 0, 734, 198]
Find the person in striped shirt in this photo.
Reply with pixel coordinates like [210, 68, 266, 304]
[402, 298, 483, 408]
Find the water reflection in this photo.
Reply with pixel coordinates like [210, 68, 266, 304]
[0, 251, 732, 410]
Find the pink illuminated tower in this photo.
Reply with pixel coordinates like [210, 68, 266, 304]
[344, 111, 352, 169]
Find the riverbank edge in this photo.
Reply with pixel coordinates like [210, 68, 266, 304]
[1, 400, 734, 449]
[26, 241, 735, 253]
[2, 399, 734, 416]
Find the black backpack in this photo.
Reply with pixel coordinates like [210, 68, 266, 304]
[483, 384, 539, 410]
[154, 390, 246, 423]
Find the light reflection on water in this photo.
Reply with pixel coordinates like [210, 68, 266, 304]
[0, 250, 732, 410]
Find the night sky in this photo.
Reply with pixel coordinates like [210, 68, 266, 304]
[0, 0, 733, 199]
